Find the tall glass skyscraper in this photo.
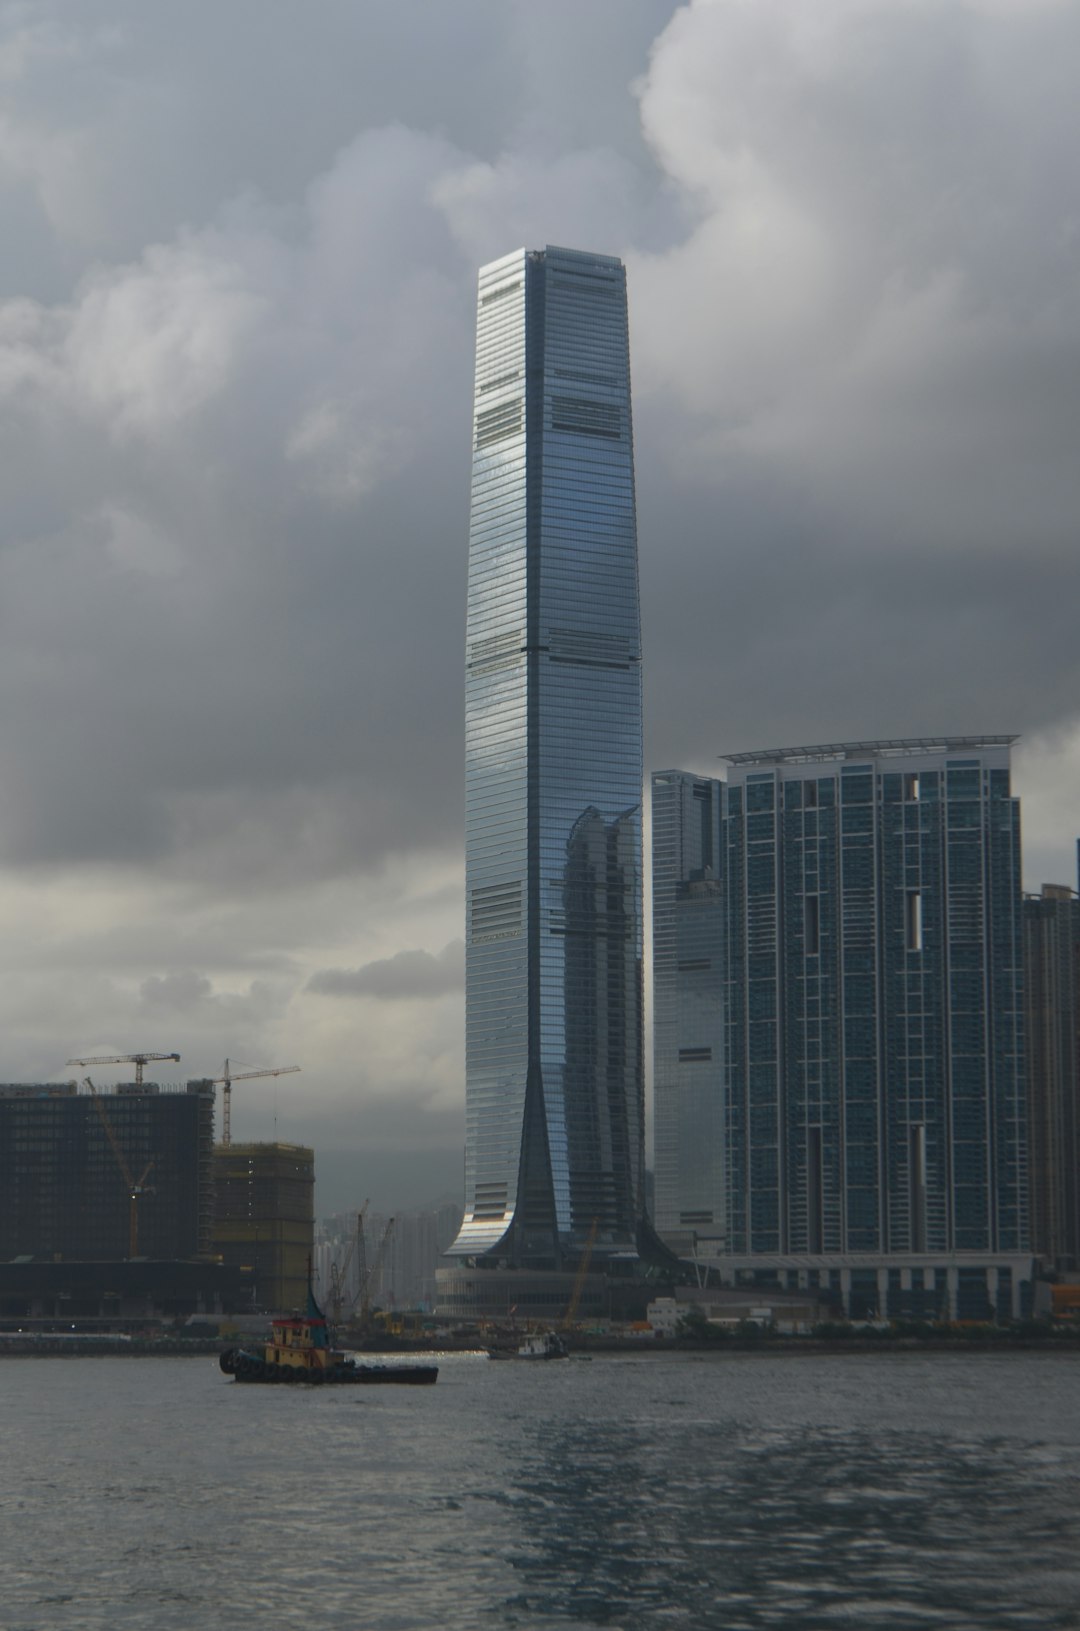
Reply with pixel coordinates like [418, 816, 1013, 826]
[651, 771, 725, 1251]
[447, 246, 644, 1270]
[721, 738, 1027, 1260]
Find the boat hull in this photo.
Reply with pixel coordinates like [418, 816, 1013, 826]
[220, 1349, 437, 1385]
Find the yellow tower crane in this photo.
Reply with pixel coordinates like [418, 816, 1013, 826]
[210, 1058, 301, 1146]
[561, 1217, 600, 1332]
[66, 1053, 180, 1257]
[82, 1077, 155, 1258]
[67, 1051, 180, 1086]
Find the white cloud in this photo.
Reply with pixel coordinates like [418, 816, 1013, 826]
[63, 239, 268, 437]
[309, 941, 465, 1001]
[433, 145, 643, 269]
[630, 0, 1080, 561]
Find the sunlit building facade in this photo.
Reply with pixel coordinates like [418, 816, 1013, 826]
[447, 246, 644, 1270]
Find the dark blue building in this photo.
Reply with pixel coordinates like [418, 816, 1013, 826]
[721, 738, 1027, 1260]
[1024, 882, 1080, 1270]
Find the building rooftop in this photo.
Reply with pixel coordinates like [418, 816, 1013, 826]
[720, 735, 1018, 768]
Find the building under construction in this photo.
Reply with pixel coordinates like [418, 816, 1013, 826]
[0, 1080, 215, 1261]
[212, 1142, 314, 1312]
[0, 1079, 241, 1320]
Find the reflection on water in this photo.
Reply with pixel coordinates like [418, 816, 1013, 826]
[503, 1409, 1080, 1628]
[1, 1353, 1078, 1630]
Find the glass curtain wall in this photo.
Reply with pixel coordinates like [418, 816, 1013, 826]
[651, 771, 725, 1250]
[451, 247, 643, 1267]
[722, 740, 1026, 1257]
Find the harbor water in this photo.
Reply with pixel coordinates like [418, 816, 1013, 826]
[2, 1349, 1078, 1629]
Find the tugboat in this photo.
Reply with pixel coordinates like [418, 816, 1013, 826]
[219, 1277, 437, 1386]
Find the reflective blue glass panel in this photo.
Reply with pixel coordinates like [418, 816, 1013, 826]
[450, 248, 644, 1265]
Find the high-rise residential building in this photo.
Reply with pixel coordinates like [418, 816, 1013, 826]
[379, 1203, 463, 1310]
[651, 770, 725, 1252]
[1023, 882, 1080, 1270]
[447, 246, 644, 1272]
[715, 738, 1029, 1317]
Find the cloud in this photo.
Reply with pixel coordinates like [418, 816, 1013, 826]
[1, 0, 1078, 1189]
[627, 0, 1080, 805]
[0, 121, 476, 880]
[64, 239, 268, 437]
[139, 969, 213, 1009]
[308, 941, 465, 1001]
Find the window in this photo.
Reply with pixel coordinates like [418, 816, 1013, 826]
[909, 1124, 927, 1252]
[550, 397, 622, 439]
[475, 399, 523, 448]
[906, 890, 923, 952]
[470, 882, 523, 943]
[481, 280, 522, 306]
[807, 1126, 824, 1253]
[479, 369, 521, 394]
[805, 894, 820, 957]
[473, 1183, 508, 1218]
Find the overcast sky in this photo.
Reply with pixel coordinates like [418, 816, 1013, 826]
[2, 0, 1078, 1213]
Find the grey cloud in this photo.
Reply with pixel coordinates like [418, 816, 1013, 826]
[2, 0, 1080, 1147]
[628, 0, 1080, 796]
[139, 970, 213, 1010]
[313, 1141, 463, 1216]
[0, 125, 475, 879]
[0, 2, 676, 285]
[308, 941, 465, 1001]
[0, 10, 682, 888]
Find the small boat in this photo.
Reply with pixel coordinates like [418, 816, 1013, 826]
[516, 1330, 569, 1360]
[219, 1280, 437, 1386]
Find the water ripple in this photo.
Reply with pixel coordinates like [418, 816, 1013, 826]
[0, 1352, 1078, 1628]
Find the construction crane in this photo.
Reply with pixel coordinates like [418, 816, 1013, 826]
[210, 1058, 301, 1146]
[327, 1200, 369, 1326]
[357, 1217, 395, 1328]
[83, 1077, 155, 1257]
[561, 1217, 600, 1331]
[67, 1051, 180, 1087]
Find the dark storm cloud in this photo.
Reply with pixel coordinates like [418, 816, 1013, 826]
[0, 125, 473, 877]
[2, 0, 1078, 1135]
[0, 0, 677, 872]
[308, 941, 465, 1001]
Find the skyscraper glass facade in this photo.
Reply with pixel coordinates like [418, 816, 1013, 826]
[651, 771, 725, 1249]
[721, 739, 1027, 1257]
[449, 247, 644, 1268]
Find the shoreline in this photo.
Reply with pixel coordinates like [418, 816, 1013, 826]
[6, 1336, 1079, 1359]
